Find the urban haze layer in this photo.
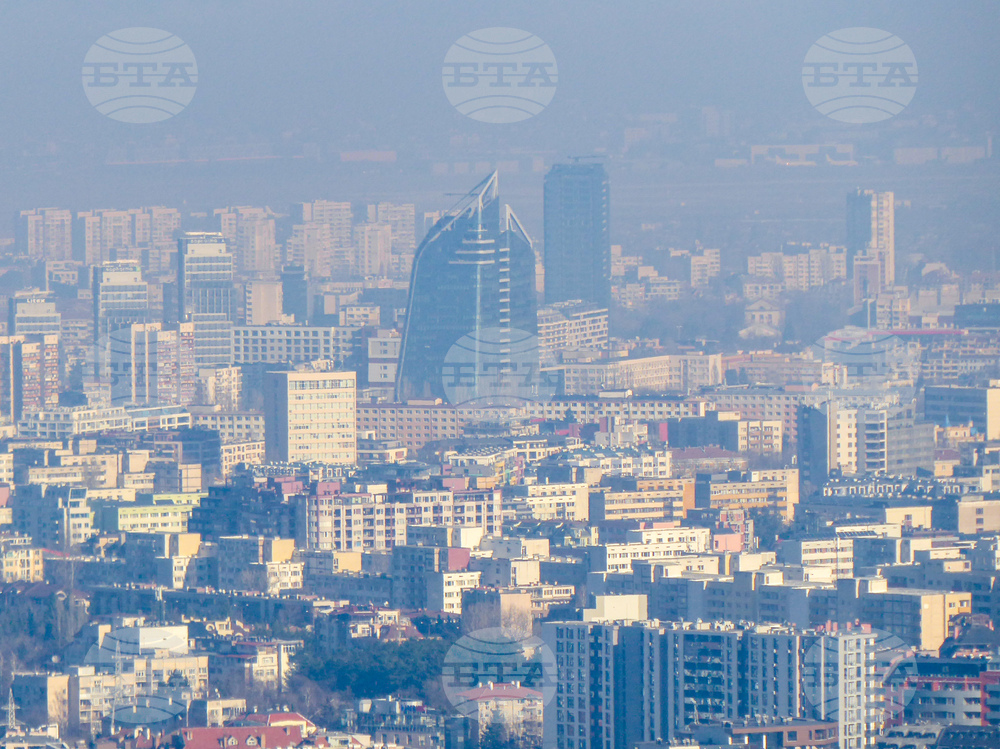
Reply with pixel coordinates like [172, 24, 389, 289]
[2, 4, 1000, 749]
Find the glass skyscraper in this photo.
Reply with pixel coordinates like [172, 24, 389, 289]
[396, 172, 537, 402]
[543, 162, 611, 310]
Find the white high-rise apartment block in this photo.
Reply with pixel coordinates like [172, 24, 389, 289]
[847, 190, 895, 287]
[353, 222, 392, 277]
[537, 301, 609, 365]
[542, 620, 879, 749]
[215, 206, 278, 276]
[301, 200, 353, 245]
[107, 322, 196, 406]
[798, 399, 934, 484]
[263, 369, 357, 465]
[289, 200, 355, 277]
[368, 202, 416, 250]
[18, 208, 73, 261]
[799, 629, 879, 749]
[244, 280, 284, 325]
[285, 221, 333, 276]
[368, 202, 416, 252]
[75, 207, 181, 266]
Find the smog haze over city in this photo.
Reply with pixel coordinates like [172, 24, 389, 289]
[2, 3, 1000, 749]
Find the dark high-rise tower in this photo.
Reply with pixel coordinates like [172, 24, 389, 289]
[846, 189, 895, 286]
[177, 232, 235, 368]
[92, 261, 149, 380]
[177, 232, 234, 322]
[543, 162, 611, 309]
[396, 172, 536, 402]
[281, 264, 310, 323]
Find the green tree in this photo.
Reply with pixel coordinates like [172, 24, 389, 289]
[295, 636, 456, 708]
[751, 510, 788, 552]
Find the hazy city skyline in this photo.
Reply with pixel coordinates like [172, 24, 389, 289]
[3, 4, 1000, 749]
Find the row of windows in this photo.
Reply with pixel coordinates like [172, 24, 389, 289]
[290, 379, 353, 390]
[237, 330, 328, 337]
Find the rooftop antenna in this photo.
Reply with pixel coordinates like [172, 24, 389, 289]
[7, 688, 16, 734]
[110, 639, 123, 736]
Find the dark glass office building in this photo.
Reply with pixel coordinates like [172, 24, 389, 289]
[281, 264, 310, 323]
[177, 232, 235, 322]
[396, 172, 536, 402]
[543, 162, 611, 310]
[92, 262, 149, 380]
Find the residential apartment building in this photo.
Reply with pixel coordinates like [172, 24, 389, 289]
[18, 207, 73, 260]
[0, 334, 60, 419]
[588, 480, 689, 523]
[297, 485, 503, 552]
[0, 533, 44, 582]
[798, 401, 934, 485]
[216, 536, 303, 595]
[694, 469, 800, 522]
[355, 400, 462, 449]
[746, 244, 848, 290]
[524, 394, 711, 424]
[263, 369, 357, 465]
[537, 302, 609, 363]
[190, 409, 265, 443]
[503, 483, 590, 522]
[542, 620, 877, 749]
[558, 353, 723, 395]
[232, 325, 357, 365]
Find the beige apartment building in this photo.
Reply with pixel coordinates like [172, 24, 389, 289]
[559, 352, 723, 395]
[264, 369, 357, 465]
[0, 533, 44, 582]
[503, 482, 590, 522]
[524, 393, 710, 423]
[588, 480, 689, 523]
[860, 589, 971, 651]
[536, 301, 609, 363]
[217, 536, 302, 594]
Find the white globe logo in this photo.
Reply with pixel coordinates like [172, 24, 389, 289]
[83, 28, 198, 123]
[802, 27, 917, 124]
[810, 327, 912, 381]
[95, 329, 137, 407]
[442, 27, 558, 124]
[802, 628, 917, 722]
[441, 628, 557, 717]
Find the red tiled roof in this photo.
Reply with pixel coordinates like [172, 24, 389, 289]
[180, 725, 305, 749]
[242, 713, 315, 728]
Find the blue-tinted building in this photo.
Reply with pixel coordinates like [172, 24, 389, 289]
[543, 162, 611, 310]
[177, 232, 235, 322]
[396, 172, 536, 402]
